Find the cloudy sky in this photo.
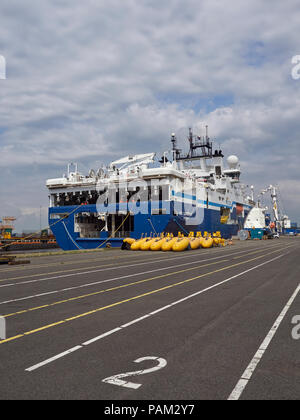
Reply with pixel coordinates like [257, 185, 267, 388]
[0, 0, 300, 232]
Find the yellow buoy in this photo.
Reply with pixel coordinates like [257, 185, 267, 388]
[161, 237, 177, 251]
[131, 238, 148, 250]
[150, 237, 166, 251]
[140, 238, 156, 251]
[172, 237, 190, 252]
[123, 238, 136, 245]
[213, 237, 221, 246]
[189, 237, 201, 250]
[201, 237, 214, 248]
[122, 237, 136, 250]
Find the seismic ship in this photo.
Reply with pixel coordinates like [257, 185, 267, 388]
[46, 128, 255, 250]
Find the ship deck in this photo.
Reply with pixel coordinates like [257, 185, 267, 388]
[0, 237, 299, 401]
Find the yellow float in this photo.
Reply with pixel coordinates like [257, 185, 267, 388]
[161, 237, 177, 251]
[151, 237, 167, 251]
[172, 237, 190, 252]
[189, 237, 201, 250]
[122, 237, 136, 250]
[130, 237, 148, 250]
[213, 237, 221, 246]
[123, 238, 136, 245]
[140, 238, 156, 251]
[201, 237, 214, 248]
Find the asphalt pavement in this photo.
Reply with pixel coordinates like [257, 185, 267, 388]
[0, 237, 299, 400]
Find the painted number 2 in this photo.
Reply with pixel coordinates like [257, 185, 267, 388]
[102, 356, 167, 389]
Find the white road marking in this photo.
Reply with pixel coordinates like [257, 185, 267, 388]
[82, 328, 122, 346]
[0, 246, 282, 306]
[228, 282, 300, 400]
[26, 253, 285, 372]
[25, 346, 82, 372]
[0, 257, 232, 306]
[0, 253, 223, 290]
[102, 356, 167, 389]
[0, 244, 281, 290]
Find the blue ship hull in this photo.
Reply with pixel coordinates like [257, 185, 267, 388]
[49, 200, 247, 251]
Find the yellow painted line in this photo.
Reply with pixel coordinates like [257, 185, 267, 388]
[0, 262, 121, 283]
[0, 246, 289, 345]
[24, 322, 65, 335]
[3, 258, 230, 317]
[0, 255, 113, 274]
[0, 243, 281, 283]
[2, 245, 286, 319]
[0, 253, 184, 283]
[0, 251, 159, 275]
[232, 244, 282, 259]
[0, 335, 23, 344]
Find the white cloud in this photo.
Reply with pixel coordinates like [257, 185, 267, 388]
[0, 0, 300, 230]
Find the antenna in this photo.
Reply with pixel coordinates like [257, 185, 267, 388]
[188, 127, 194, 158]
[171, 133, 176, 161]
[171, 133, 181, 161]
[250, 185, 254, 202]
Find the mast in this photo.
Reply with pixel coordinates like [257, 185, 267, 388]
[269, 185, 279, 222]
[171, 133, 181, 161]
[171, 127, 214, 161]
[268, 185, 284, 232]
